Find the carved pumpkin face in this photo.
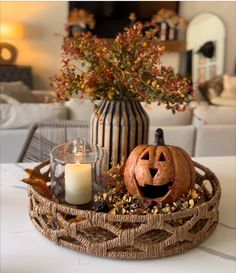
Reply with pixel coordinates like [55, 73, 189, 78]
[124, 129, 196, 204]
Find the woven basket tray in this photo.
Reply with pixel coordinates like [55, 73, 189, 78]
[27, 161, 221, 260]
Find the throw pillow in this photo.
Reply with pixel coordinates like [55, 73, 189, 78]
[211, 96, 236, 106]
[220, 75, 236, 98]
[0, 103, 68, 129]
[0, 94, 20, 104]
[0, 81, 39, 103]
[198, 75, 223, 103]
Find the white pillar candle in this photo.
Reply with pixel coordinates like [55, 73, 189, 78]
[65, 163, 92, 205]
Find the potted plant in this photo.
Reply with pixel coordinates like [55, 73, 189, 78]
[52, 22, 193, 168]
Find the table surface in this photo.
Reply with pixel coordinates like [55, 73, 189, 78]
[1, 157, 236, 273]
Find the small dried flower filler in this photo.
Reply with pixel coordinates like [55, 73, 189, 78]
[94, 159, 209, 216]
[52, 22, 193, 113]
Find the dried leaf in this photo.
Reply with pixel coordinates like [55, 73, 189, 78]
[68, 216, 86, 224]
[24, 160, 50, 182]
[21, 178, 52, 199]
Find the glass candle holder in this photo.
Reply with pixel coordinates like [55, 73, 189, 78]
[50, 138, 107, 206]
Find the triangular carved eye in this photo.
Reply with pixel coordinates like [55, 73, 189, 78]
[158, 152, 165, 162]
[150, 168, 158, 178]
[141, 152, 149, 160]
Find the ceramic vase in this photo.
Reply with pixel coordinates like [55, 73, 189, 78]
[90, 99, 149, 169]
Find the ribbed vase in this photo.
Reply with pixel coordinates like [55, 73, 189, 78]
[90, 99, 149, 169]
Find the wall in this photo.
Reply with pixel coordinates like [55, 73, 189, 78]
[1, 1, 180, 90]
[180, 1, 236, 74]
[1, 2, 235, 90]
[1, 1, 67, 89]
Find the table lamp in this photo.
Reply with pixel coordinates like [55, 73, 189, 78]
[0, 22, 24, 65]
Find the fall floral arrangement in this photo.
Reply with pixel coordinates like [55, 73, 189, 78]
[151, 9, 188, 29]
[52, 22, 193, 112]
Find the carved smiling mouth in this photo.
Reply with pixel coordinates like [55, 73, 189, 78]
[138, 181, 173, 199]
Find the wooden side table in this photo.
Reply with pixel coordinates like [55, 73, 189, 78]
[0, 65, 33, 89]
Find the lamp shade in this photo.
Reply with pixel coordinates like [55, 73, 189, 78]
[0, 22, 24, 40]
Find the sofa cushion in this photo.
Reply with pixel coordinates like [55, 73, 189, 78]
[211, 96, 236, 106]
[0, 103, 68, 129]
[220, 74, 236, 98]
[149, 125, 195, 156]
[65, 99, 193, 126]
[65, 98, 95, 122]
[193, 104, 236, 126]
[195, 124, 236, 156]
[0, 81, 38, 103]
[142, 103, 192, 126]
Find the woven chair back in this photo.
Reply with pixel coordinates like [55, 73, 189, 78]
[17, 120, 90, 162]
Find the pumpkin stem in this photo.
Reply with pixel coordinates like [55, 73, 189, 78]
[154, 128, 165, 147]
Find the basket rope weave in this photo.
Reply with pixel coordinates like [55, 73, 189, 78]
[27, 161, 221, 259]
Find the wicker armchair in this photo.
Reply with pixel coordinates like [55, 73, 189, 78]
[17, 120, 90, 162]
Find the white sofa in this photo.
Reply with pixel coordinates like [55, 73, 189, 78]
[192, 104, 236, 157]
[0, 102, 68, 163]
[0, 98, 235, 163]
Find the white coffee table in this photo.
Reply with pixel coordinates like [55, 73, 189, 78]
[1, 157, 236, 273]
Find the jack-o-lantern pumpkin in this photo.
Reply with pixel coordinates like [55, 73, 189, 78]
[124, 128, 196, 204]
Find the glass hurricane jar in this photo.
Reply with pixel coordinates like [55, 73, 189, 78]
[50, 138, 107, 207]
